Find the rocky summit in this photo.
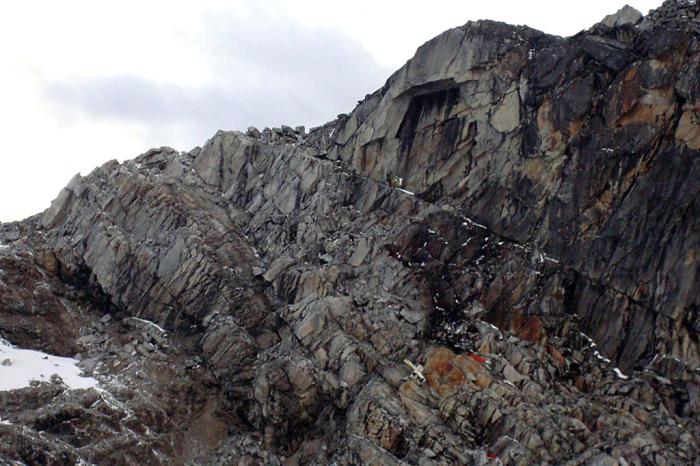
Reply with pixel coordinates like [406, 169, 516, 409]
[1, 1, 699, 465]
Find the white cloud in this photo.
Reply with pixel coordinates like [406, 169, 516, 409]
[44, 5, 392, 141]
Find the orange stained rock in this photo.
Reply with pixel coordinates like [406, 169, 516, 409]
[478, 339, 491, 355]
[475, 372, 492, 389]
[511, 313, 546, 343]
[424, 347, 490, 396]
[548, 345, 566, 368]
[452, 354, 484, 377]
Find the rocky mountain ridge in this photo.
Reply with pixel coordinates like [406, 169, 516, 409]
[0, 1, 698, 464]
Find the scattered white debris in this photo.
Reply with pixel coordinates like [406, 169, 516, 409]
[613, 368, 629, 380]
[601, 148, 615, 153]
[650, 353, 684, 365]
[580, 333, 596, 348]
[0, 339, 98, 391]
[528, 49, 535, 60]
[0, 241, 9, 250]
[581, 333, 613, 363]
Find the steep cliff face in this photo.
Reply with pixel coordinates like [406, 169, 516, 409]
[0, 2, 699, 465]
[330, 4, 700, 370]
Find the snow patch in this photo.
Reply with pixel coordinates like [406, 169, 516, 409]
[0, 339, 98, 391]
[613, 368, 629, 380]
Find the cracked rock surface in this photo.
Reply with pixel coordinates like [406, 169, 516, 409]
[0, 2, 699, 464]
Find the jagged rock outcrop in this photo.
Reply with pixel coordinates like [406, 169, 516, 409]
[329, 1, 700, 370]
[0, 1, 698, 465]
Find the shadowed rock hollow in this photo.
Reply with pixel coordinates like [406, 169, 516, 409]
[0, 1, 699, 465]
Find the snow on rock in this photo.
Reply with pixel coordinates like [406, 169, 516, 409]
[0, 338, 98, 391]
[580, 333, 612, 363]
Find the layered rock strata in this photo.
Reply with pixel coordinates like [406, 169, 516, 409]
[0, 2, 698, 464]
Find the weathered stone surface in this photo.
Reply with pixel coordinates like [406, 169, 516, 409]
[601, 5, 643, 28]
[1, 2, 699, 465]
[330, 0, 700, 371]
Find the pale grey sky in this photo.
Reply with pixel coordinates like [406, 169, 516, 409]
[0, 0, 663, 222]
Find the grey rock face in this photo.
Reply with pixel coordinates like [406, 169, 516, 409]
[329, 8, 700, 371]
[1, 1, 699, 464]
[600, 5, 643, 28]
[246, 126, 262, 139]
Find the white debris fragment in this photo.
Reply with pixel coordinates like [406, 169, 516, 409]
[613, 368, 629, 380]
[403, 359, 426, 384]
[396, 188, 415, 196]
[131, 317, 166, 334]
[462, 218, 488, 230]
[538, 252, 560, 264]
[594, 350, 612, 363]
[0, 339, 98, 391]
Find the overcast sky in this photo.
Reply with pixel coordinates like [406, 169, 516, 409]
[0, 0, 663, 222]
